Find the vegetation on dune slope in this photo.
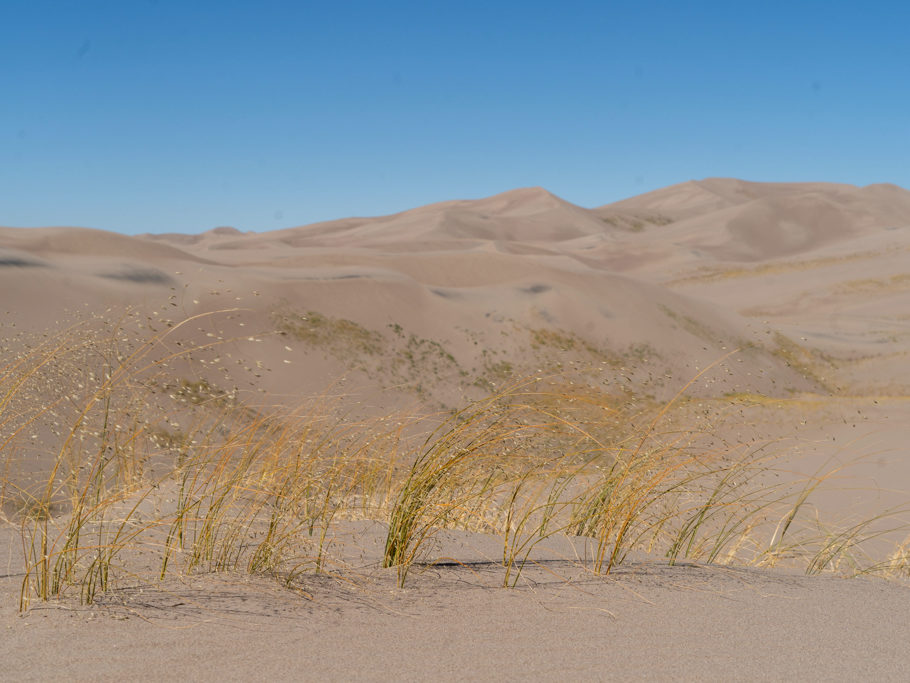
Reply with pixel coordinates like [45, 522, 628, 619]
[2, 312, 909, 612]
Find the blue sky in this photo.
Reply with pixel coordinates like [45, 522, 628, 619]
[3, 1, 908, 234]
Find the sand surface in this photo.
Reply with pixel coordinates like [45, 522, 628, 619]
[3, 178, 910, 678]
[4, 523, 910, 681]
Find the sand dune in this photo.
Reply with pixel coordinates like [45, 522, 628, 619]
[0, 226, 209, 263]
[4, 178, 910, 678]
[4, 177, 910, 472]
[4, 177, 910, 455]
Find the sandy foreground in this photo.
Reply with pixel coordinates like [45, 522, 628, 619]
[4, 178, 910, 679]
[4, 523, 910, 681]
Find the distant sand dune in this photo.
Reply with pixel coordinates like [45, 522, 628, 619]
[4, 178, 910, 406]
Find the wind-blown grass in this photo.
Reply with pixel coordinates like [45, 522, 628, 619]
[3, 314, 909, 611]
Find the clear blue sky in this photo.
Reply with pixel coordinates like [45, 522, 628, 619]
[3, 1, 908, 234]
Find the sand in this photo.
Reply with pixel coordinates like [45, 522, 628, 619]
[3, 178, 910, 678]
[3, 523, 910, 680]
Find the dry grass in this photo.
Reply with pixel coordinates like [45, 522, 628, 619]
[3, 315, 910, 611]
[668, 247, 906, 286]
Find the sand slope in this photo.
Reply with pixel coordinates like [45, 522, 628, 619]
[3, 523, 910, 681]
[4, 178, 910, 484]
[4, 178, 910, 679]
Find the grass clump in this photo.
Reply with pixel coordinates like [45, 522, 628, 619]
[273, 309, 384, 357]
[770, 332, 838, 392]
[381, 389, 533, 585]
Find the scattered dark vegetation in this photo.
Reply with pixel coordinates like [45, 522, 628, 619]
[600, 213, 674, 232]
[658, 303, 720, 345]
[273, 309, 384, 357]
[770, 332, 838, 392]
[168, 378, 232, 407]
[272, 306, 463, 395]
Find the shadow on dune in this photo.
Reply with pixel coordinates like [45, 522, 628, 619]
[0, 257, 44, 268]
[96, 267, 174, 285]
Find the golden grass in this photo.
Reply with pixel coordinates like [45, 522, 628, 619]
[3, 315, 910, 611]
[669, 246, 908, 286]
[835, 272, 910, 295]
